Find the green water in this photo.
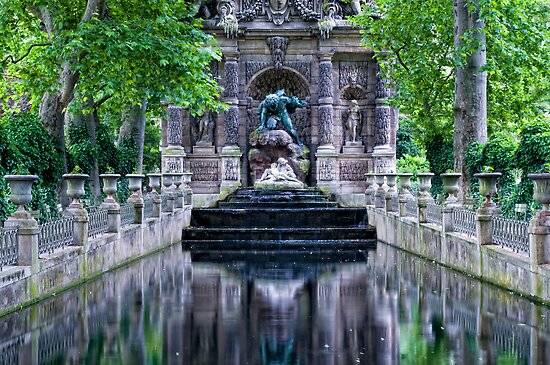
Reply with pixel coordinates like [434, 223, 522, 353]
[0, 243, 547, 364]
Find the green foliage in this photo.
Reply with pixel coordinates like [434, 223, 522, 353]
[0, 112, 63, 221]
[396, 118, 422, 159]
[397, 155, 430, 176]
[0, 1, 224, 116]
[351, 0, 549, 152]
[425, 135, 454, 196]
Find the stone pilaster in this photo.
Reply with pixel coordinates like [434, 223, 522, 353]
[220, 146, 242, 199]
[316, 53, 338, 192]
[372, 66, 396, 173]
[223, 53, 240, 147]
[162, 105, 186, 175]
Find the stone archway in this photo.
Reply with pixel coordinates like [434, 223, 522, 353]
[247, 67, 310, 101]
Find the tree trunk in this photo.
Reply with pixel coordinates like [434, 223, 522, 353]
[453, 0, 487, 199]
[118, 100, 148, 173]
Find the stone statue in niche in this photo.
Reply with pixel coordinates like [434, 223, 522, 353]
[255, 158, 305, 190]
[195, 111, 214, 146]
[217, 0, 238, 38]
[346, 100, 361, 143]
[257, 89, 308, 145]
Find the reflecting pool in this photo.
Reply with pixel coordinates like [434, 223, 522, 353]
[0, 243, 549, 364]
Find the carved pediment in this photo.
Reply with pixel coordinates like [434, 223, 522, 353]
[239, 0, 320, 24]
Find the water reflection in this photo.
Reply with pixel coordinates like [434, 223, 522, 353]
[0, 244, 549, 364]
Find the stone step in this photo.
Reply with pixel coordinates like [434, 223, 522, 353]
[184, 239, 376, 250]
[190, 208, 368, 228]
[227, 194, 329, 203]
[182, 227, 375, 241]
[218, 201, 339, 209]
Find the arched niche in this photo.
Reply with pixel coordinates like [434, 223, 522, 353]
[341, 84, 367, 101]
[247, 67, 310, 101]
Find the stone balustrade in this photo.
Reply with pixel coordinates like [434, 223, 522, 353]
[366, 170, 550, 302]
[0, 171, 192, 316]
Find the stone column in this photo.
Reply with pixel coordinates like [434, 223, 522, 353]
[4, 175, 39, 271]
[397, 173, 413, 217]
[221, 52, 242, 195]
[475, 173, 501, 245]
[374, 174, 386, 209]
[528, 174, 550, 266]
[162, 105, 186, 175]
[127, 174, 145, 224]
[441, 173, 462, 233]
[372, 66, 396, 173]
[385, 174, 398, 213]
[417, 173, 434, 223]
[100, 174, 121, 233]
[365, 173, 377, 206]
[316, 53, 338, 192]
[147, 173, 162, 218]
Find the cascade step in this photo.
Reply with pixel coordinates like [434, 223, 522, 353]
[190, 208, 368, 228]
[182, 227, 376, 241]
[227, 194, 329, 203]
[184, 239, 376, 250]
[218, 201, 339, 209]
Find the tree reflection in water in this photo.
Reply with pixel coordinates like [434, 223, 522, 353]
[0, 244, 547, 364]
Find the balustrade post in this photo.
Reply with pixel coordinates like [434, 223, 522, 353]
[100, 174, 121, 233]
[147, 173, 162, 218]
[183, 172, 193, 206]
[173, 172, 184, 209]
[162, 173, 176, 213]
[365, 173, 376, 207]
[397, 173, 413, 217]
[417, 173, 434, 223]
[474, 173, 501, 245]
[441, 173, 462, 232]
[63, 174, 89, 248]
[4, 175, 39, 271]
[127, 174, 145, 224]
[385, 174, 398, 213]
[528, 174, 550, 266]
[374, 174, 386, 209]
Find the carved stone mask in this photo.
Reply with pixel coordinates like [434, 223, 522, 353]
[269, 0, 288, 12]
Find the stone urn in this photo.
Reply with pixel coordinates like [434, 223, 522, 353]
[441, 173, 462, 206]
[63, 173, 89, 209]
[397, 173, 413, 197]
[474, 172, 502, 208]
[126, 174, 145, 201]
[417, 173, 434, 203]
[385, 174, 398, 212]
[147, 173, 162, 194]
[100, 174, 120, 205]
[4, 175, 38, 214]
[528, 173, 550, 210]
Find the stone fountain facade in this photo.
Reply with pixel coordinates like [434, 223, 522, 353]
[161, 0, 397, 206]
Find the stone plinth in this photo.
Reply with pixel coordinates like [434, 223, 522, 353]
[342, 141, 364, 155]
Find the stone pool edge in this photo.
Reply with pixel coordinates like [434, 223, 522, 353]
[0, 207, 191, 317]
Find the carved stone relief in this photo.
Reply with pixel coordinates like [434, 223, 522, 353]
[189, 160, 220, 181]
[224, 60, 239, 98]
[167, 106, 183, 146]
[163, 156, 183, 173]
[319, 61, 333, 98]
[224, 107, 240, 145]
[319, 105, 334, 145]
[339, 160, 368, 181]
[318, 159, 335, 181]
[376, 76, 392, 99]
[339, 61, 369, 89]
[374, 106, 391, 146]
[267, 36, 288, 69]
[223, 159, 240, 181]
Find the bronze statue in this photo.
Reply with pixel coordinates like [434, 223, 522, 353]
[257, 89, 308, 145]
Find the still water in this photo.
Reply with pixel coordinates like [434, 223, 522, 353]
[0, 243, 549, 364]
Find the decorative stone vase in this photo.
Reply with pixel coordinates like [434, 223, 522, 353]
[147, 173, 162, 194]
[100, 174, 120, 205]
[385, 174, 398, 212]
[417, 173, 434, 202]
[63, 174, 89, 209]
[365, 173, 377, 206]
[126, 174, 145, 197]
[528, 173, 550, 210]
[4, 175, 38, 214]
[397, 173, 413, 197]
[374, 174, 387, 209]
[474, 172, 502, 208]
[440, 173, 462, 206]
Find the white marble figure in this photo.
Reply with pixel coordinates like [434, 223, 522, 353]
[346, 100, 361, 143]
[258, 158, 302, 185]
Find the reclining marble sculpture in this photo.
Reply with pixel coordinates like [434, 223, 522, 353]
[255, 158, 305, 190]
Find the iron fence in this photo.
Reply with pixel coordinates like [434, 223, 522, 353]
[405, 198, 418, 217]
[88, 207, 109, 238]
[426, 203, 443, 225]
[0, 228, 18, 269]
[493, 216, 530, 256]
[121, 203, 135, 226]
[452, 208, 477, 237]
[38, 217, 74, 255]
